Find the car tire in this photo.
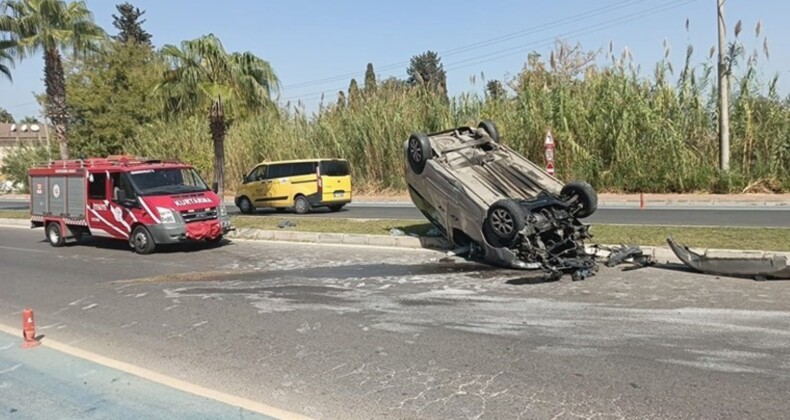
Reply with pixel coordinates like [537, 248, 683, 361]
[328, 204, 344, 212]
[484, 199, 526, 247]
[46, 222, 66, 247]
[478, 120, 500, 143]
[131, 225, 156, 254]
[561, 181, 598, 218]
[294, 195, 311, 214]
[407, 132, 433, 175]
[238, 197, 254, 214]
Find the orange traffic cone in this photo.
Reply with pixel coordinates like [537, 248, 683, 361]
[21, 309, 40, 348]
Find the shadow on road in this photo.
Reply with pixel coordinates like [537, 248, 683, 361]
[40, 237, 230, 254]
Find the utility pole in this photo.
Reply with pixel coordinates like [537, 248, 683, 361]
[717, 0, 730, 171]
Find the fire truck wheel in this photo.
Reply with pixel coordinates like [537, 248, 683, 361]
[131, 225, 156, 254]
[46, 223, 66, 247]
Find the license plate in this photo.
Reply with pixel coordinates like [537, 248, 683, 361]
[334, 191, 344, 198]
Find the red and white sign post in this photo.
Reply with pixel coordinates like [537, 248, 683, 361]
[544, 130, 556, 176]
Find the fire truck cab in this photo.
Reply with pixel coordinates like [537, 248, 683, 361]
[28, 156, 232, 254]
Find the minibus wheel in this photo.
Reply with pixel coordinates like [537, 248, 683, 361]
[294, 195, 311, 214]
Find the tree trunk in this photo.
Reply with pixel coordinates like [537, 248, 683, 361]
[44, 48, 69, 160]
[209, 97, 226, 200]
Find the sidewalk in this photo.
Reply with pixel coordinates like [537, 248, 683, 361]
[0, 329, 276, 419]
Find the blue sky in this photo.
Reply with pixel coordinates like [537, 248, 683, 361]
[2, 0, 788, 120]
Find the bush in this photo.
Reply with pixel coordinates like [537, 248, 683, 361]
[1, 145, 52, 193]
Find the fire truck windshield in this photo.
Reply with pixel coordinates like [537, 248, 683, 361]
[129, 168, 209, 196]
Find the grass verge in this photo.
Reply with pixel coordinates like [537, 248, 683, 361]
[233, 216, 789, 252]
[0, 210, 27, 219]
[1, 211, 786, 251]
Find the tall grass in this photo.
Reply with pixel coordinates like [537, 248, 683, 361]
[126, 40, 789, 194]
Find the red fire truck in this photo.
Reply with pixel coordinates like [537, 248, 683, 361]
[28, 156, 232, 254]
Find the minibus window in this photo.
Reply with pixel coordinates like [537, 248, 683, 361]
[320, 160, 349, 176]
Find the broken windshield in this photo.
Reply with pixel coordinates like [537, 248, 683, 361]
[129, 168, 209, 196]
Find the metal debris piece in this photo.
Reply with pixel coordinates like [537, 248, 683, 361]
[277, 220, 297, 229]
[667, 236, 790, 280]
[591, 244, 655, 270]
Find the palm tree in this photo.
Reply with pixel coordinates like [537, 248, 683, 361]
[0, 49, 12, 81]
[158, 34, 279, 198]
[0, 0, 105, 159]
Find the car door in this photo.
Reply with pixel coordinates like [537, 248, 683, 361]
[264, 163, 293, 207]
[248, 165, 273, 206]
[85, 171, 130, 239]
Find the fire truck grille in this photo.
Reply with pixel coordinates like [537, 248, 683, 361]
[180, 208, 218, 223]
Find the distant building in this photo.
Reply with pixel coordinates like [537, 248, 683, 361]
[0, 122, 50, 168]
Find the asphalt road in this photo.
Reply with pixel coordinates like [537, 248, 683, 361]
[1, 225, 789, 419]
[1, 199, 788, 227]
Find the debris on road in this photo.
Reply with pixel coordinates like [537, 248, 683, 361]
[595, 244, 656, 270]
[425, 227, 443, 237]
[388, 228, 406, 236]
[667, 236, 790, 280]
[277, 220, 297, 229]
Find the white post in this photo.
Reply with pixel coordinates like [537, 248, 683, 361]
[717, 0, 730, 171]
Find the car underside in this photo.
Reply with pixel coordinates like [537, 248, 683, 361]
[405, 121, 598, 280]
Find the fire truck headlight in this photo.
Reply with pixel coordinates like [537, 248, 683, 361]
[157, 207, 177, 224]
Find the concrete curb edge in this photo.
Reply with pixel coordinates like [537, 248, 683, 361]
[2, 218, 788, 265]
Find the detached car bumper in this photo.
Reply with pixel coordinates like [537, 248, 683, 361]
[148, 217, 232, 244]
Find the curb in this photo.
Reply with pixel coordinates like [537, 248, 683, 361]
[0, 218, 29, 227]
[227, 227, 449, 250]
[2, 218, 788, 265]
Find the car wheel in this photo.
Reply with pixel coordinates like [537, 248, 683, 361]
[561, 181, 598, 218]
[294, 195, 311, 214]
[478, 120, 500, 143]
[238, 197, 254, 214]
[484, 199, 526, 247]
[328, 204, 344, 212]
[407, 132, 433, 175]
[131, 225, 156, 254]
[46, 222, 66, 247]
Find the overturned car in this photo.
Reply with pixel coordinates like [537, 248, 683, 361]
[405, 121, 598, 280]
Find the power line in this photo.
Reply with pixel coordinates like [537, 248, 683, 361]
[282, 0, 651, 91]
[4, 100, 39, 109]
[283, 0, 698, 103]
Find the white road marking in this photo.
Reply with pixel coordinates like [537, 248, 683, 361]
[0, 322, 309, 419]
[0, 245, 48, 254]
[0, 363, 22, 375]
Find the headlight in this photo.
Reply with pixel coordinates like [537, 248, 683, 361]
[219, 203, 228, 217]
[157, 207, 177, 224]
